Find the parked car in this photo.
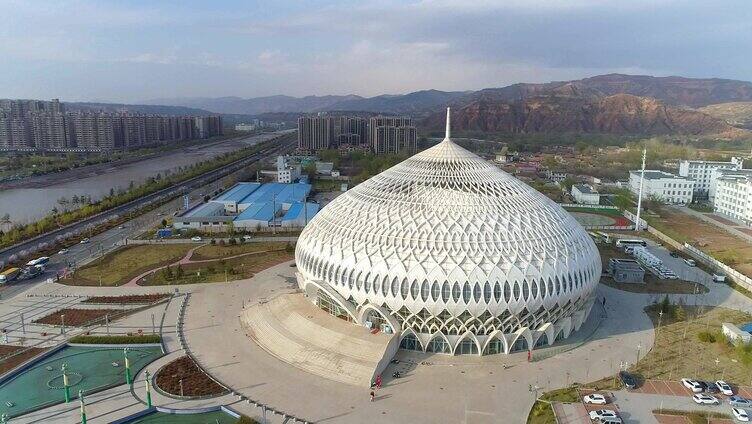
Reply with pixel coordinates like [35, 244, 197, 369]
[703, 381, 719, 394]
[57, 249, 69, 255]
[729, 396, 752, 408]
[692, 393, 719, 405]
[595, 418, 622, 424]
[191, 236, 202, 242]
[589, 409, 618, 420]
[79, 238, 90, 244]
[583, 394, 608, 405]
[733, 408, 750, 422]
[682, 378, 704, 393]
[684, 258, 696, 267]
[670, 251, 679, 258]
[619, 371, 638, 389]
[716, 380, 734, 396]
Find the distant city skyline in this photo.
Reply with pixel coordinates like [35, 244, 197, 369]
[1, 0, 751, 103]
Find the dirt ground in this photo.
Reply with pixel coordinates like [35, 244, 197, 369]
[154, 355, 226, 397]
[0, 345, 46, 375]
[647, 208, 752, 278]
[33, 308, 122, 327]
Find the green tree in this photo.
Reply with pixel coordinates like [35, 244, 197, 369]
[175, 265, 184, 278]
[162, 266, 173, 280]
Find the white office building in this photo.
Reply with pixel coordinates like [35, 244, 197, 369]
[571, 184, 600, 205]
[714, 173, 752, 226]
[679, 157, 743, 197]
[629, 170, 695, 204]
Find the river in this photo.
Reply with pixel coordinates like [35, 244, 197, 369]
[0, 131, 291, 225]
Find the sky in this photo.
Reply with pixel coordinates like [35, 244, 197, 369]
[1, 0, 751, 103]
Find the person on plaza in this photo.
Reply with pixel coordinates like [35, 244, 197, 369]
[370, 390, 375, 402]
[375, 374, 382, 389]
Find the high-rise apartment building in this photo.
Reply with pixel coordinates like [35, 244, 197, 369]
[714, 172, 752, 226]
[369, 116, 417, 155]
[332, 116, 367, 147]
[0, 99, 223, 153]
[297, 116, 334, 151]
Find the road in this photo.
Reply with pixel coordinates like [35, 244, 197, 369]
[0, 131, 296, 271]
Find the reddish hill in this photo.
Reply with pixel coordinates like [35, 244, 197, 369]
[428, 93, 747, 138]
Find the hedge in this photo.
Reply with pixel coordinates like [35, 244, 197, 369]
[68, 334, 161, 344]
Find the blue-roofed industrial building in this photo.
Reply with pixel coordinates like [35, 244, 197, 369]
[174, 182, 318, 232]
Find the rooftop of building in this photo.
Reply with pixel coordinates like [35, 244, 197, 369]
[629, 170, 688, 180]
[212, 182, 261, 204]
[573, 184, 598, 194]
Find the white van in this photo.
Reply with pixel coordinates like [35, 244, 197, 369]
[683, 258, 696, 267]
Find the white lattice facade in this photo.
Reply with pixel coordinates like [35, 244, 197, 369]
[295, 110, 601, 355]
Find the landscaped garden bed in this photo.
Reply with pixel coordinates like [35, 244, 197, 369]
[653, 409, 731, 424]
[33, 308, 123, 327]
[70, 244, 193, 286]
[155, 355, 226, 398]
[82, 294, 170, 304]
[69, 334, 161, 344]
[0, 345, 46, 375]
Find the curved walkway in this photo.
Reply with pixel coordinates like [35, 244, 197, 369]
[124, 245, 285, 287]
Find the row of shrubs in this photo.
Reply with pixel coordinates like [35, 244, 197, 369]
[69, 334, 162, 344]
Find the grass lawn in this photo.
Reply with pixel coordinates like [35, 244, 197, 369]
[598, 244, 708, 294]
[645, 207, 752, 278]
[653, 409, 731, 424]
[191, 241, 290, 260]
[72, 244, 193, 286]
[527, 386, 579, 424]
[563, 206, 623, 217]
[631, 304, 752, 383]
[140, 249, 293, 286]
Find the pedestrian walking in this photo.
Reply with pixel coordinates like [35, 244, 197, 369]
[370, 390, 375, 402]
[602, 297, 606, 307]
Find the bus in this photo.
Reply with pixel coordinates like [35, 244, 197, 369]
[615, 239, 647, 249]
[25, 256, 50, 267]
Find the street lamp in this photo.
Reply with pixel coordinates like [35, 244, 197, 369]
[60, 314, 66, 335]
[636, 342, 642, 363]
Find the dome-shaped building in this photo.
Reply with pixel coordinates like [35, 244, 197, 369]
[295, 109, 601, 356]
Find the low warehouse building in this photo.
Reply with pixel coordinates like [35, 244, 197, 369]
[174, 182, 319, 232]
[608, 258, 644, 283]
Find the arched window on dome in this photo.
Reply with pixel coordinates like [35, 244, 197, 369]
[513, 281, 520, 301]
[555, 276, 561, 296]
[421, 280, 430, 302]
[457, 337, 479, 355]
[381, 275, 389, 296]
[535, 333, 549, 348]
[348, 269, 355, 289]
[410, 280, 419, 300]
[426, 335, 451, 354]
[547, 278, 553, 298]
[493, 282, 502, 303]
[509, 336, 528, 353]
[503, 281, 511, 302]
[400, 278, 409, 300]
[484, 337, 504, 355]
[364, 273, 371, 293]
[355, 271, 363, 291]
[373, 275, 380, 294]
[391, 277, 399, 297]
[522, 280, 530, 301]
[531, 279, 539, 299]
[462, 282, 472, 304]
[431, 281, 440, 302]
[473, 283, 481, 303]
[400, 333, 423, 351]
[452, 282, 461, 303]
[442, 282, 450, 303]
[483, 282, 492, 304]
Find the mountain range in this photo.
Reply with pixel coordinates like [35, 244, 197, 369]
[143, 74, 752, 138]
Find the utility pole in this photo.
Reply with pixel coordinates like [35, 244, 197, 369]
[635, 148, 647, 231]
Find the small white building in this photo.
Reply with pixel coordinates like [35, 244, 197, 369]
[629, 170, 694, 205]
[235, 123, 256, 132]
[722, 322, 751, 345]
[714, 173, 752, 226]
[571, 184, 600, 205]
[276, 155, 302, 183]
[679, 157, 743, 197]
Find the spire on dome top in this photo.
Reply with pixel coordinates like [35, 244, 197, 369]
[444, 107, 451, 141]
